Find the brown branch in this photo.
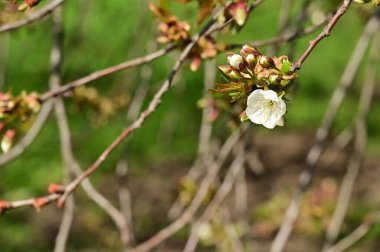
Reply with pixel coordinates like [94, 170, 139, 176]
[48, 7, 75, 252]
[39, 45, 176, 102]
[270, 12, 380, 252]
[291, 0, 353, 71]
[226, 14, 330, 50]
[0, 0, 65, 33]
[0, 194, 60, 214]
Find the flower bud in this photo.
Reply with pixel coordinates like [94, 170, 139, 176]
[269, 73, 282, 85]
[241, 44, 261, 57]
[227, 53, 244, 70]
[228, 1, 248, 26]
[240, 50, 257, 67]
[48, 184, 65, 194]
[239, 110, 249, 122]
[1, 129, 15, 153]
[228, 69, 242, 80]
[259, 56, 275, 68]
[218, 65, 233, 76]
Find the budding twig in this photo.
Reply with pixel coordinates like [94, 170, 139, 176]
[291, 0, 353, 71]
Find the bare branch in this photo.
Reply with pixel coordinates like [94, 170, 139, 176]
[39, 45, 176, 102]
[48, 7, 75, 252]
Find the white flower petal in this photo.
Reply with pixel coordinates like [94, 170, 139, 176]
[245, 89, 286, 129]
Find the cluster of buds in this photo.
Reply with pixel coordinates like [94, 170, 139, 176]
[150, 2, 225, 71]
[212, 45, 297, 101]
[149, 3, 191, 44]
[0, 91, 41, 152]
[211, 45, 298, 129]
[156, 16, 190, 44]
[0, 91, 41, 120]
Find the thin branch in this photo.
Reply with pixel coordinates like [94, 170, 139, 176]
[227, 14, 330, 50]
[327, 213, 380, 252]
[49, 7, 75, 252]
[0, 194, 60, 214]
[270, 13, 380, 252]
[291, 0, 353, 71]
[54, 196, 74, 252]
[0, 0, 65, 33]
[39, 45, 176, 102]
[323, 30, 380, 251]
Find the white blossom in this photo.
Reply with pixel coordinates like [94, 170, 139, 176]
[227, 54, 243, 69]
[246, 89, 286, 129]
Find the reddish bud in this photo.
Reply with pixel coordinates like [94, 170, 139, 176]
[48, 184, 65, 194]
[240, 110, 248, 122]
[33, 197, 50, 212]
[25, 0, 41, 7]
[228, 1, 248, 26]
[190, 57, 202, 72]
[1, 129, 15, 153]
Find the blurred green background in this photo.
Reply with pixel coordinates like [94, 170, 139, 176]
[1, 0, 380, 251]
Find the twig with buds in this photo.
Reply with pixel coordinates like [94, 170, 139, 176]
[291, 0, 353, 71]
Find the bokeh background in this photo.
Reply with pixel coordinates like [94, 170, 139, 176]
[1, 0, 380, 251]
